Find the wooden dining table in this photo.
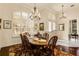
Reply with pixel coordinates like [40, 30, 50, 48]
[29, 37, 48, 46]
[28, 37, 48, 55]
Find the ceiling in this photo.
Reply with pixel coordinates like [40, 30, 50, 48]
[17, 3, 79, 12]
[0, 3, 79, 19]
[0, 3, 79, 13]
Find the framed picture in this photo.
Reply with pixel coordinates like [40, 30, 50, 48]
[59, 24, 64, 31]
[3, 20, 12, 29]
[0, 18, 2, 23]
[39, 23, 44, 31]
[0, 25, 1, 29]
[0, 18, 2, 29]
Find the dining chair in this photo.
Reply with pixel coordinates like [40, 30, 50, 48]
[19, 34, 34, 56]
[34, 32, 42, 38]
[43, 36, 58, 56]
[48, 36, 58, 55]
[43, 32, 49, 40]
[21, 32, 44, 56]
[69, 34, 78, 41]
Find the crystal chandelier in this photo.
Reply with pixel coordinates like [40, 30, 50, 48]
[30, 4, 40, 20]
[60, 5, 67, 19]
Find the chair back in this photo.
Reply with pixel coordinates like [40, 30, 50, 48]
[34, 32, 42, 38]
[20, 34, 31, 50]
[48, 36, 58, 48]
[69, 34, 78, 40]
[43, 33, 49, 40]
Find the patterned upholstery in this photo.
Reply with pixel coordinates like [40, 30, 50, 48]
[20, 34, 33, 56]
[45, 36, 58, 56]
[43, 33, 49, 40]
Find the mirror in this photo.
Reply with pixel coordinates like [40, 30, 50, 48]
[59, 24, 64, 31]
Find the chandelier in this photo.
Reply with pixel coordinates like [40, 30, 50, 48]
[60, 5, 67, 19]
[30, 4, 41, 20]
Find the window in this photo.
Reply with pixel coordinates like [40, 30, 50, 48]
[48, 21, 56, 32]
[13, 12, 21, 19]
[13, 11, 36, 35]
[13, 11, 28, 19]
[69, 19, 77, 34]
[22, 12, 28, 19]
[13, 11, 29, 35]
[52, 22, 56, 31]
[48, 21, 52, 32]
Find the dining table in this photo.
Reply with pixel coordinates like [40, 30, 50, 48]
[28, 37, 48, 55]
[29, 37, 48, 46]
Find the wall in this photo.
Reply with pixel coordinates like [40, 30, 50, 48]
[56, 17, 69, 40]
[0, 4, 21, 48]
[57, 6, 79, 40]
[0, 4, 26, 48]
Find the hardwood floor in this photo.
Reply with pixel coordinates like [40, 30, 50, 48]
[0, 44, 74, 56]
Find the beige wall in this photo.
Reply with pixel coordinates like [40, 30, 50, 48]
[0, 4, 27, 48]
[0, 4, 21, 48]
[57, 6, 79, 40]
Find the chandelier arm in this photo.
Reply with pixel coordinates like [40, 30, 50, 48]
[62, 5, 64, 16]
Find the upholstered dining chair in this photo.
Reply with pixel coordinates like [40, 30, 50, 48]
[34, 32, 42, 38]
[43, 32, 49, 40]
[48, 36, 58, 55]
[20, 34, 33, 56]
[42, 36, 58, 56]
[69, 34, 78, 41]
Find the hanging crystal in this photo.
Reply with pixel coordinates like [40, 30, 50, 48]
[60, 5, 67, 19]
